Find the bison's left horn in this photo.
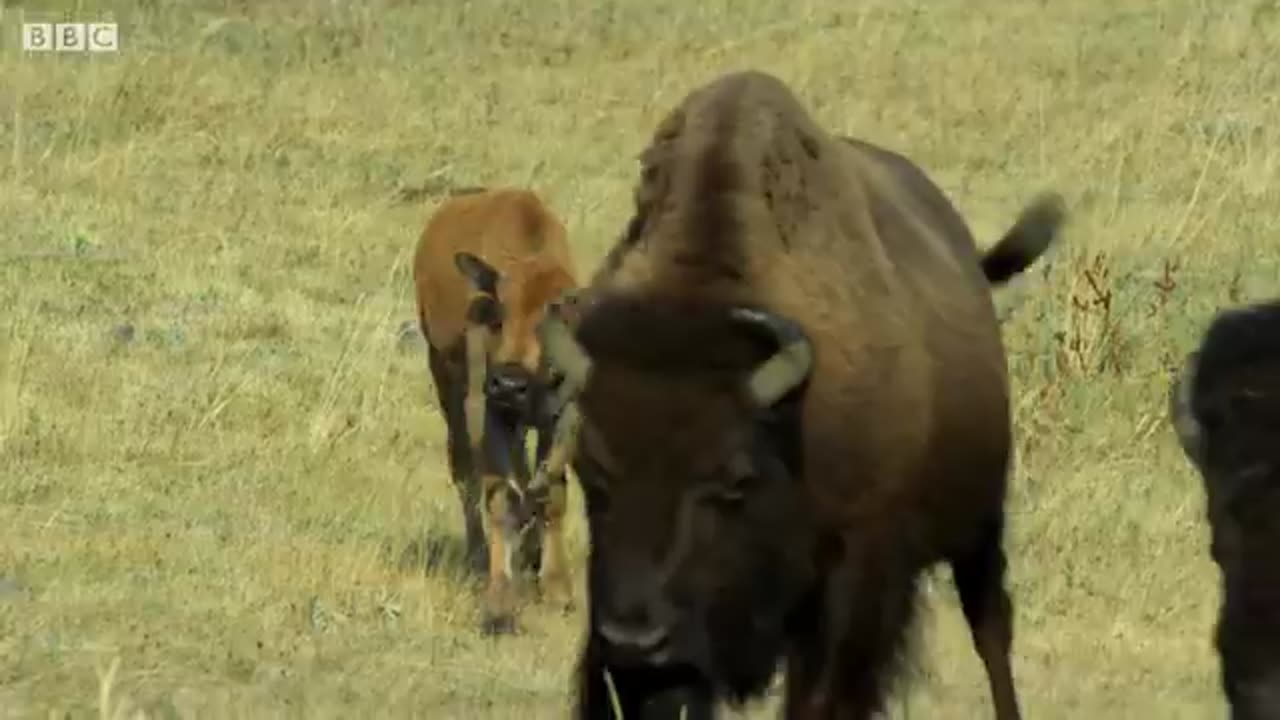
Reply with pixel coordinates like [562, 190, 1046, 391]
[731, 307, 814, 408]
[537, 311, 592, 397]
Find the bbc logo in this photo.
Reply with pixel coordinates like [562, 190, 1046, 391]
[22, 23, 120, 53]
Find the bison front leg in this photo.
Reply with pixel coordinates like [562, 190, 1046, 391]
[785, 555, 921, 720]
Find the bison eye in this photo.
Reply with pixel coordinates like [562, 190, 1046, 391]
[709, 487, 746, 507]
[580, 481, 611, 514]
[574, 454, 614, 511]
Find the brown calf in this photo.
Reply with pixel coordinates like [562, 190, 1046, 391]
[412, 187, 579, 633]
[538, 71, 1066, 719]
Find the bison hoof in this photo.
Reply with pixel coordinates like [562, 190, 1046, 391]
[480, 612, 517, 636]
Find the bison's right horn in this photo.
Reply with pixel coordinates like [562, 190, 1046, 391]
[537, 311, 593, 397]
[731, 307, 814, 408]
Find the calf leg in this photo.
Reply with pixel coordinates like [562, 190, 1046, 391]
[477, 411, 528, 635]
[534, 470, 573, 613]
[949, 513, 1022, 720]
[426, 343, 486, 576]
[531, 413, 578, 613]
[479, 469, 521, 634]
[510, 423, 545, 577]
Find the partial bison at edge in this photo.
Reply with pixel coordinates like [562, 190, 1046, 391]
[538, 70, 1067, 719]
[1170, 298, 1280, 720]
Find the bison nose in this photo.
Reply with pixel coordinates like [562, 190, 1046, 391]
[599, 617, 670, 654]
[598, 602, 672, 661]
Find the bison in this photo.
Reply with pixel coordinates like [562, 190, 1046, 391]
[1169, 298, 1280, 720]
[412, 186, 580, 633]
[535, 70, 1067, 719]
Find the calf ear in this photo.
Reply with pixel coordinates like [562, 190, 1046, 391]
[467, 294, 503, 329]
[455, 252, 499, 295]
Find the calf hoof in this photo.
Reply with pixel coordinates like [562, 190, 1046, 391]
[541, 588, 575, 615]
[480, 611, 518, 636]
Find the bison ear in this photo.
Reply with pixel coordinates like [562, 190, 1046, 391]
[455, 252, 499, 295]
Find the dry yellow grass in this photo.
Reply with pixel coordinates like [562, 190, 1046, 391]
[1, 0, 1277, 717]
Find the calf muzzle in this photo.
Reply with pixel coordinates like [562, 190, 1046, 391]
[486, 363, 534, 414]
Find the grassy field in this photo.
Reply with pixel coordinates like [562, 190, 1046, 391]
[1, 0, 1277, 717]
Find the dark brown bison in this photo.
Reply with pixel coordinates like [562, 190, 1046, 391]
[412, 186, 580, 633]
[1170, 298, 1280, 720]
[535, 70, 1067, 719]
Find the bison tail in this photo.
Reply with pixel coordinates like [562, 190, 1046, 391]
[980, 192, 1067, 286]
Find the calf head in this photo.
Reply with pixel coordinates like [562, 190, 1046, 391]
[539, 294, 821, 696]
[455, 251, 577, 423]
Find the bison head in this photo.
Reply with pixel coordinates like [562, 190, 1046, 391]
[455, 251, 577, 423]
[1168, 307, 1280, 719]
[539, 293, 821, 695]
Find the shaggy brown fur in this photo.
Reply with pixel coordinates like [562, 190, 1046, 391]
[538, 71, 1067, 719]
[1170, 298, 1280, 720]
[412, 187, 579, 634]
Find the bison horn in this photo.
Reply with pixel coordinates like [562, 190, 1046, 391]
[731, 307, 814, 408]
[537, 311, 593, 397]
